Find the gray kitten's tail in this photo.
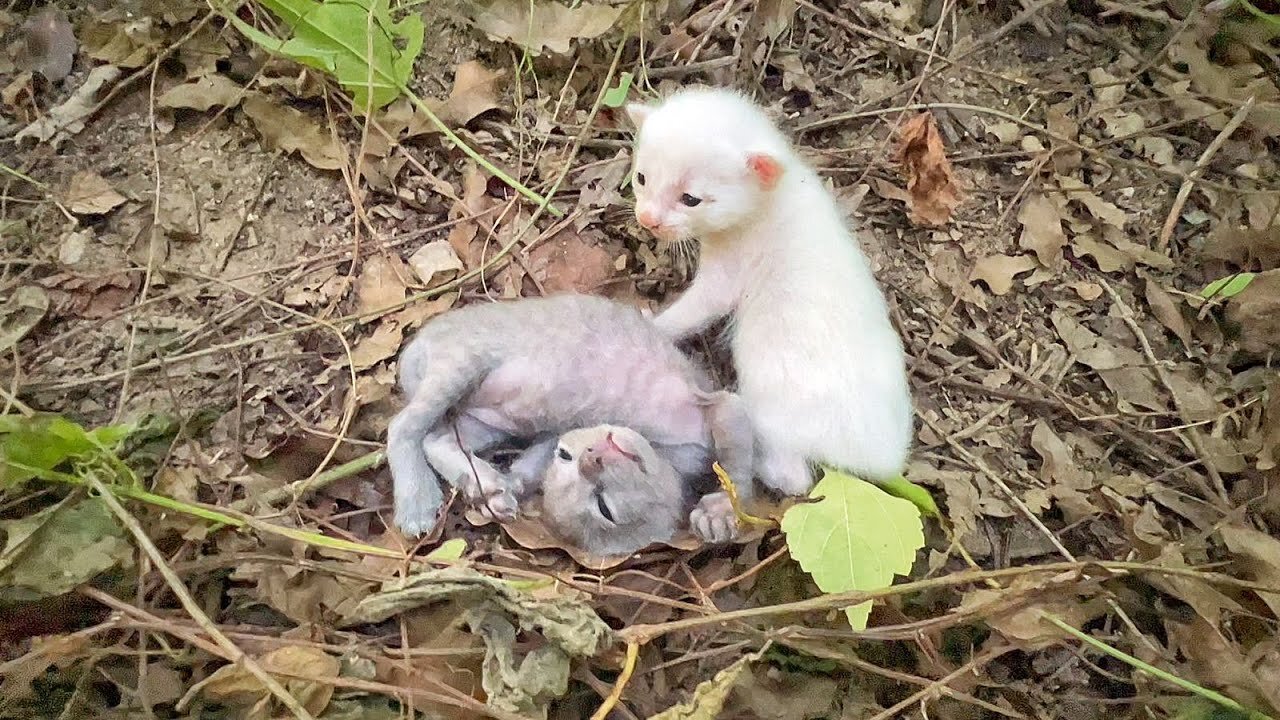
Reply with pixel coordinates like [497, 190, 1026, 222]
[387, 339, 482, 538]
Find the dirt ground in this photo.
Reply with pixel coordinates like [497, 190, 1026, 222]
[2, 0, 1280, 718]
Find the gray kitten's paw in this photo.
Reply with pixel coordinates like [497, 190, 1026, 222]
[690, 492, 739, 544]
[394, 495, 441, 538]
[476, 488, 519, 522]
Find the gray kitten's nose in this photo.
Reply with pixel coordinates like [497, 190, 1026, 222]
[578, 446, 607, 479]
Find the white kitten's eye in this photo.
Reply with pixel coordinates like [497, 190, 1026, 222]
[680, 193, 702, 207]
[557, 447, 572, 461]
[595, 493, 616, 523]
[636, 172, 646, 186]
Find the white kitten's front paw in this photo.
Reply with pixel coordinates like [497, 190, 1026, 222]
[690, 492, 740, 544]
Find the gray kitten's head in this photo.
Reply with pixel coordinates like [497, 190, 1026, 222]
[541, 425, 686, 558]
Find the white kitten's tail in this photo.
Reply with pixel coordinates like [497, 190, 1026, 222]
[386, 339, 486, 538]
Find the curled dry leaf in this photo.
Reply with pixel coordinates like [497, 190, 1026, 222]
[895, 112, 962, 226]
[15, 64, 122, 147]
[472, 0, 624, 56]
[527, 230, 618, 293]
[242, 94, 345, 171]
[970, 253, 1038, 296]
[64, 171, 127, 216]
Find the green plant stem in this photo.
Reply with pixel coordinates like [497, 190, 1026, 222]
[6, 460, 411, 560]
[231, 450, 385, 511]
[1039, 613, 1275, 720]
[1238, 0, 1280, 28]
[0, 162, 49, 190]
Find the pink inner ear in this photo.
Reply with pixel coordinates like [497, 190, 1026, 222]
[747, 153, 782, 189]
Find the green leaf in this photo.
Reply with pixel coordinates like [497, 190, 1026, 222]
[0, 414, 134, 485]
[226, 0, 424, 113]
[602, 71, 633, 108]
[1200, 272, 1256, 299]
[781, 470, 924, 630]
[0, 495, 133, 602]
[878, 474, 940, 518]
[426, 537, 467, 561]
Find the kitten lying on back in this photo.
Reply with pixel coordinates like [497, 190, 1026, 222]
[541, 425, 731, 557]
[387, 293, 753, 541]
[627, 86, 914, 494]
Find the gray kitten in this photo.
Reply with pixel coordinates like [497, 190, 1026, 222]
[542, 425, 741, 557]
[387, 293, 754, 541]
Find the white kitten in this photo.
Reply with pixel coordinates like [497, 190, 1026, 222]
[627, 86, 913, 494]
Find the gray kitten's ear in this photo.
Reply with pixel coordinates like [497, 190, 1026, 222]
[625, 102, 654, 129]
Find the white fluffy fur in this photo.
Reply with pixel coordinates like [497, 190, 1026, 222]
[628, 86, 913, 494]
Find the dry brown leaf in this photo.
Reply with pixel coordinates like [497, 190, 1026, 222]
[1051, 310, 1166, 412]
[970, 254, 1038, 295]
[1068, 280, 1103, 301]
[242, 94, 345, 171]
[1018, 194, 1067, 269]
[350, 320, 403, 371]
[434, 60, 503, 127]
[959, 575, 1106, 649]
[1220, 525, 1280, 619]
[472, 0, 623, 55]
[1147, 545, 1243, 629]
[1226, 269, 1280, 355]
[356, 254, 411, 317]
[182, 646, 340, 716]
[1168, 615, 1280, 715]
[527, 230, 617, 293]
[13, 8, 76, 82]
[1071, 233, 1129, 272]
[408, 240, 464, 287]
[1166, 369, 1220, 424]
[1259, 377, 1280, 472]
[1055, 175, 1126, 229]
[1144, 278, 1193, 347]
[158, 74, 248, 111]
[895, 112, 962, 226]
[1030, 421, 1092, 490]
[64, 171, 127, 216]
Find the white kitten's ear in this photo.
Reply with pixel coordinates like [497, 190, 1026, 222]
[625, 102, 654, 129]
[746, 152, 783, 190]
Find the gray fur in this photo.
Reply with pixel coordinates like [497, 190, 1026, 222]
[387, 293, 755, 540]
[541, 425, 687, 556]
